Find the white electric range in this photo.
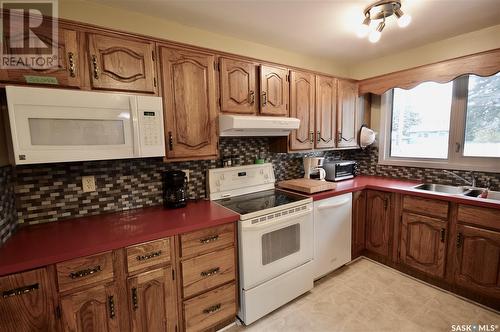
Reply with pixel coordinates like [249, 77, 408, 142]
[207, 163, 314, 325]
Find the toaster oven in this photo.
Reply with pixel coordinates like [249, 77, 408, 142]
[323, 160, 357, 182]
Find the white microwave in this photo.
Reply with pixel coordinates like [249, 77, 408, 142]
[5, 86, 165, 165]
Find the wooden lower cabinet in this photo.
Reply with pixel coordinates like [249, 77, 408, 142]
[400, 212, 447, 278]
[365, 190, 392, 258]
[453, 224, 500, 298]
[352, 191, 366, 258]
[127, 267, 176, 332]
[60, 283, 119, 332]
[0, 268, 58, 332]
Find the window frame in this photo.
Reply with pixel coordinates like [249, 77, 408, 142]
[379, 75, 500, 173]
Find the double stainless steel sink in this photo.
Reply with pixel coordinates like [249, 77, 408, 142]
[412, 183, 499, 201]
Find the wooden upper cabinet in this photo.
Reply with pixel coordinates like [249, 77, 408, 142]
[315, 75, 337, 149]
[60, 283, 119, 332]
[0, 268, 57, 332]
[454, 224, 500, 298]
[289, 70, 315, 151]
[400, 213, 448, 278]
[128, 267, 176, 332]
[365, 190, 392, 258]
[159, 46, 218, 160]
[87, 33, 157, 94]
[337, 79, 358, 148]
[0, 27, 81, 87]
[259, 65, 289, 116]
[219, 58, 258, 115]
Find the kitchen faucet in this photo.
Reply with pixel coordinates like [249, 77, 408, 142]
[443, 170, 476, 187]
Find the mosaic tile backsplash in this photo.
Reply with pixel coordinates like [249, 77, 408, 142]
[1, 138, 499, 246]
[0, 166, 17, 245]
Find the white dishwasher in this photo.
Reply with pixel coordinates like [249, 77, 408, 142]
[313, 192, 352, 280]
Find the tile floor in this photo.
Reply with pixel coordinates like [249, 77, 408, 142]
[229, 258, 500, 332]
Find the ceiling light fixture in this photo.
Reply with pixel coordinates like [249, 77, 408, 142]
[357, 0, 412, 43]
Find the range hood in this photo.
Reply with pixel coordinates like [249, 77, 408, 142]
[219, 114, 300, 137]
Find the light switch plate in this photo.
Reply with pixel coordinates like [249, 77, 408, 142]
[82, 175, 96, 192]
[182, 169, 190, 182]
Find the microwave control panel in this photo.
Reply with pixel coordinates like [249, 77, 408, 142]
[137, 96, 165, 157]
[141, 111, 162, 146]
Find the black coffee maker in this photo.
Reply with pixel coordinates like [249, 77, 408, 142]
[163, 171, 187, 208]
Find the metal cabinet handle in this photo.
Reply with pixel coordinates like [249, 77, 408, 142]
[69, 265, 101, 279]
[200, 267, 220, 277]
[249, 90, 255, 104]
[108, 295, 115, 319]
[456, 233, 463, 248]
[68, 52, 76, 77]
[309, 131, 314, 144]
[261, 92, 267, 106]
[440, 228, 446, 243]
[317, 131, 321, 143]
[199, 235, 219, 244]
[168, 132, 173, 151]
[383, 198, 388, 210]
[203, 303, 221, 314]
[131, 287, 138, 311]
[2, 283, 39, 298]
[91, 55, 99, 79]
[136, 250, 162, 261]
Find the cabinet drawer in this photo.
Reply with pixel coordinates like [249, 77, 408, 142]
[56, 252, 113, 292]
[180, 223, 235, 257]
[126, 238, 171, 274]
[403, 195, 449, 219]
[183, 282, 236, 332]
[458, 205, 499, 230]
[182, 246, 235, 298]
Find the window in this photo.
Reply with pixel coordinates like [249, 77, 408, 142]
[379, 73, 500, 172]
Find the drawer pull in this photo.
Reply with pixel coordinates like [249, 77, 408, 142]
[136, 250, 162, 261]
[68, 52, 76, 77]
[456, 233, 463, 248]
[91, 55, 99, 79]
[108, 295, 115, 319]
[2, 283, 39, 298]
[200, 267, 220, 277]
[203, 303, 221, 314]
[132, 287, 138, 310]
[199, 235, 219, 244]
[69, 265, 102, 279]
[440, 228, 446, 243]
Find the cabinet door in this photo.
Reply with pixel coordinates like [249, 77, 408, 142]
[219, 58, 258, 114]
[88, 33, 157, 93]
[337, 79, 358, 148]
[400, 213, 447, 278]
[0, 28, 81, 87]
[454, 224, 500, 298]
[60, 283, 119, 332]
[365, 190, 391, 258]
[159, 46, 218, 160]
[259, 65, 289, 116]
[0, 268, 57, 332]
[352, 190, 367, 259]
[289, 70, 315, 151]
[315, 75, 337, 149]
[128, 267, 176, 332]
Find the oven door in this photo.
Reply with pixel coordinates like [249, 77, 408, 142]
[238, 204, 313, 290]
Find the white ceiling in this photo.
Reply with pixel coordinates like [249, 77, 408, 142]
[89, 0, 500, 64]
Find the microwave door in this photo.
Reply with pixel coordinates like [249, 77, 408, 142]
[6, 87, 136, 164]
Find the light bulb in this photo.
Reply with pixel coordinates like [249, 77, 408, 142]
[369, 30, 381, 43]
[397, 13, 412, 28]
[357, 24, 370, 38]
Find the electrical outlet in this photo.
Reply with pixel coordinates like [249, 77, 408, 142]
[82, 175, 96, 193]
[182, 169, 190, 182]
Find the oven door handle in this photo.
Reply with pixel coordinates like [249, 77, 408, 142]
[316, 198, 351, 210]
[240, 209, 310, 231]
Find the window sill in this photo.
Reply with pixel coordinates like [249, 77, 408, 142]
[377, 157, 500, 173]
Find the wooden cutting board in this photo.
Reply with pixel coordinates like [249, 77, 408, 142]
[278, 178, 337, 194]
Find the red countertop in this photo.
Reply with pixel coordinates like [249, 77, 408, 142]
[301, 176, 500, 209]
[0, 200, 239, 277]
